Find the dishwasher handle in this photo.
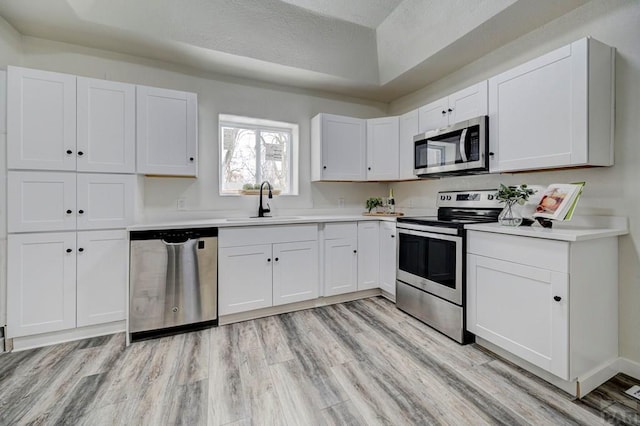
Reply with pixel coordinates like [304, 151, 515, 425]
[162, 236, 191, 245]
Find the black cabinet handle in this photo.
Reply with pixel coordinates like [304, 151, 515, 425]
[353, 250, 357, 254]
[66, 248, 72, 253]
[553, 296, 562, 302]
[77, 151, 84, 156]
[391, 235, 395, 238]
[368, 167, 371, 171]
[448, 108, 453, 112]
[267, 258, 271, 262]
[66, 209, 72, 214]
[323, 166, 327, 169]
[489, 152, 495, 156]
[78, 248, 84, 253]
[275, 257, 279, 262]
[78, 210, 85, 215]
[441, 110, 446, 115]
[66, 149, 73, 155]
[189, 157, 194, 162]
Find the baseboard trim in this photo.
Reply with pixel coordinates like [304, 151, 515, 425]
[10, 321, 125, 352]
[577, 358, 619, 398]
[618, 357, 640, 380]
[219, 289, 382, 325]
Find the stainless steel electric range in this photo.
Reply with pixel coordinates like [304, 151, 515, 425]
[395, 189, 502, 344]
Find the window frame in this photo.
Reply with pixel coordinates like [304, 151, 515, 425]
[218, 114, 299, 196]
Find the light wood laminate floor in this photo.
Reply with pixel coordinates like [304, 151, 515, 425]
[1, 297, 639, 425]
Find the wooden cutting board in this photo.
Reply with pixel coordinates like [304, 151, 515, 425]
[362, 212, 404, 216]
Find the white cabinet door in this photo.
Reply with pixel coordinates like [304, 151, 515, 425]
[7, 66, 77, 171]
[76, 173, 135, 230]
[77, 77, 136, 173]
[76, 230, 127, 326]
[357, 221, 380, 290]
[218, 244, 273, 315]
[379, 222, 397, 296]
[448, 81, 488, 125]
[8, 171, 76, 233]
[136, 85, 198, 176]
[273, 241, 318, 306]
[418, 96, 448, 133]
[323, 237, 358, 296]
[312, 113, 366, 181]
[467, 254, 569, 379]
[399, 109, 419, 180]
[366, 117, 399, 180]
[488, 38, 613, 173]
[7, 232, 77, 338]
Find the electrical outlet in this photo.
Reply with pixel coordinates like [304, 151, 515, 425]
[177, 198, 186, 210]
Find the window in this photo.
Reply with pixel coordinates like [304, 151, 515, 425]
[219, 114, 298, 195]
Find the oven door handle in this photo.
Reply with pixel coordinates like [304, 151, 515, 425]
[397, 227, 462, 242]
[397, 224, 461, 237]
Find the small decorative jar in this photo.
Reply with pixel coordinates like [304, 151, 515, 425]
[498, 200, 523, 226]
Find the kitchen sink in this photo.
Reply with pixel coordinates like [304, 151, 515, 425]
[224, 216, 304, 222]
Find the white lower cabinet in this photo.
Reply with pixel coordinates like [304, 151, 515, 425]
[76, 230, 128, 327]
[7, 230, 127, 338]
[467, 230, 618, 386]
[218, 225, 319, 316]
[378, 222, 397, 297]
[218, 244, 273, 315]
[323, 223, 358, 296]
[357, 221, 380, 290]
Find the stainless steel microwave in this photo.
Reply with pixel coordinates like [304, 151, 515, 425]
[414, 116, 489, 177]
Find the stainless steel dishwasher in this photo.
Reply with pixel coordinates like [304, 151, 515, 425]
[129, 227, 218, 341]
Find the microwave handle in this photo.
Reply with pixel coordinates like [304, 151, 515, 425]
[459, 128, 468, 162]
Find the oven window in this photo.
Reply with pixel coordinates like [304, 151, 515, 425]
[399, 233, 457, 289]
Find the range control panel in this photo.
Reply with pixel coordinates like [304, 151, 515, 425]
[436, 189, 501, 208]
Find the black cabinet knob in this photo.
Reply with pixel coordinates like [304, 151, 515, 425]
[391, 235, 395, 238]
[553, 296, 562, 302]
[323, 166, 327, 169]
[489, 152, 495, 156]
[66, 209, 72, 214]
[66, 248, 72, 253]
[78, 248, 84, 253]
[353, 250, 357, 254]
[441, 110, 446, 115]
[66, 149, 73, 155]
[448, 108, 453, 112]
[368, 167, 372, 171]
[78, 209, 85, 215]
[189, 157, 194, 162]
[77, 151, 84, 156]
[275, 257, 279, 262]
[267, 258, 271, 262]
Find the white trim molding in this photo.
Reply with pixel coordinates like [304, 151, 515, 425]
[618, 357, 640, 380]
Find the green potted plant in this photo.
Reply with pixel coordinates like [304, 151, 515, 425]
[496, 184, 536, 226]
[365, 197, 383, 213]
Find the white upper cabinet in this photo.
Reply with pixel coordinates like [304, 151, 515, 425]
[399, 109, 419, 180]
[8, 171, 135, 233]
[366, 117, 399, 180]
[7, 66, 77, 171]
[489, 37, 614, 173]
[77, 77, 136, 173]
[419, 81, 488, 133]
[76, 173, 136, 230]
[311, 113, 366, 181]
[136, 85, 198, 176]
[8, 171, 77, 232]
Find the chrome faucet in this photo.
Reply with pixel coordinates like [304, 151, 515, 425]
[258, 181, 273, 217]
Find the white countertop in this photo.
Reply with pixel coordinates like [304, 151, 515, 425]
[465, 216, 628, 242]
[127, 214, 398, 231]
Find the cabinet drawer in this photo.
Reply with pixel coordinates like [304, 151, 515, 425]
[323, 222, 357, 240]
[467, 231, 568, 273]
[219, 224, 318, 247]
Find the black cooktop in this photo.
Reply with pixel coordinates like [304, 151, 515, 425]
[397, 215, 498, 229]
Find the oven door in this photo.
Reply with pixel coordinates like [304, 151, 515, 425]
[396, 226, 463, 305]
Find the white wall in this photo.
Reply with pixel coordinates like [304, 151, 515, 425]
[17, 36, 390, 223]
[389, 0, 640, 364]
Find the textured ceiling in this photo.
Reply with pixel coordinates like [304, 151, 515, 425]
[0, 0, 589, 101]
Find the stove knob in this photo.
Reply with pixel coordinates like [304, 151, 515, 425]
[440, 195, 445, 201]
[446, 195, 452, 200]
[488, 194, 494, 200]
